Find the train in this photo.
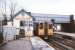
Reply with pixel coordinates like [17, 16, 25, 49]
[34, 22, 54, 39]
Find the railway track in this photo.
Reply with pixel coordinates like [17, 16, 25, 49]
[44, 33, 75, 50]
[53, 37, 75, 49]
[48, 40, 74, 50]
[54, 33, 75, 48]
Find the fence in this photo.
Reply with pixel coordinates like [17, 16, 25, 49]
[3, 26, 19, 41]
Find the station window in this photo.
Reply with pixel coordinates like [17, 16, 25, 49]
[20, 21, 24, 26]
[39, 23, 43, 29]
[29, 24, 33, 26]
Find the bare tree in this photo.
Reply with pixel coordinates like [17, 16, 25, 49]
[0, 0, 17, 43]
[0, 0, 17, 26]
[9, 1, 17, 26]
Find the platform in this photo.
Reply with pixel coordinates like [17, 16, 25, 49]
[0, 37, 55, 50]
[54, 32, 75, 38]
[30, 37, 55, 50]
[0, 37, 32, 50]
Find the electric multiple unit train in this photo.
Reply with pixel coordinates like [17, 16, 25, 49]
[34, 22, 54, 39]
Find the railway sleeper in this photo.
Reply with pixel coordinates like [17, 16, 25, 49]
[52, 40, 75, 50]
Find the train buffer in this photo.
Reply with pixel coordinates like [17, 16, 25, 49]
[0, 36, 55, 50]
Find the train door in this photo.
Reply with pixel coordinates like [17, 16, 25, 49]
[44, 22, 48, 36]
[44, 22, 53, 40]
[44, 22, 48, 39]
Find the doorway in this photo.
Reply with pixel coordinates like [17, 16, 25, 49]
[19, 29, 25, 38]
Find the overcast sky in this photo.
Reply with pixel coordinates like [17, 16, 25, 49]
[0, 0, 75, 15]
[15, 0, 75, 15]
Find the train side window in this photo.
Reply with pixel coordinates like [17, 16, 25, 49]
[49, 24, 52, 29]
[39, 23, 43, 29]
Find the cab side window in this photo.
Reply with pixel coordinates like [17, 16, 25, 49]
[49, 24, 52, 29]
[39, 23, 43, 29]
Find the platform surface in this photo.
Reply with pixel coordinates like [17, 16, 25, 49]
[30, 37, 55, 50]
[0, 37, 55, 50]
[0, 37, 32, 50]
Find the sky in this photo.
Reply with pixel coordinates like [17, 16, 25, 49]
[15, 0, 75, 15]
[0, 0, 75, 16]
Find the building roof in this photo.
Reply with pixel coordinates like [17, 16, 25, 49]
[9, 9, 31, 21]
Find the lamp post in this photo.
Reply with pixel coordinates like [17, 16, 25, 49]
[51, 19, 55, 32]
[0, 18, 4, 44]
